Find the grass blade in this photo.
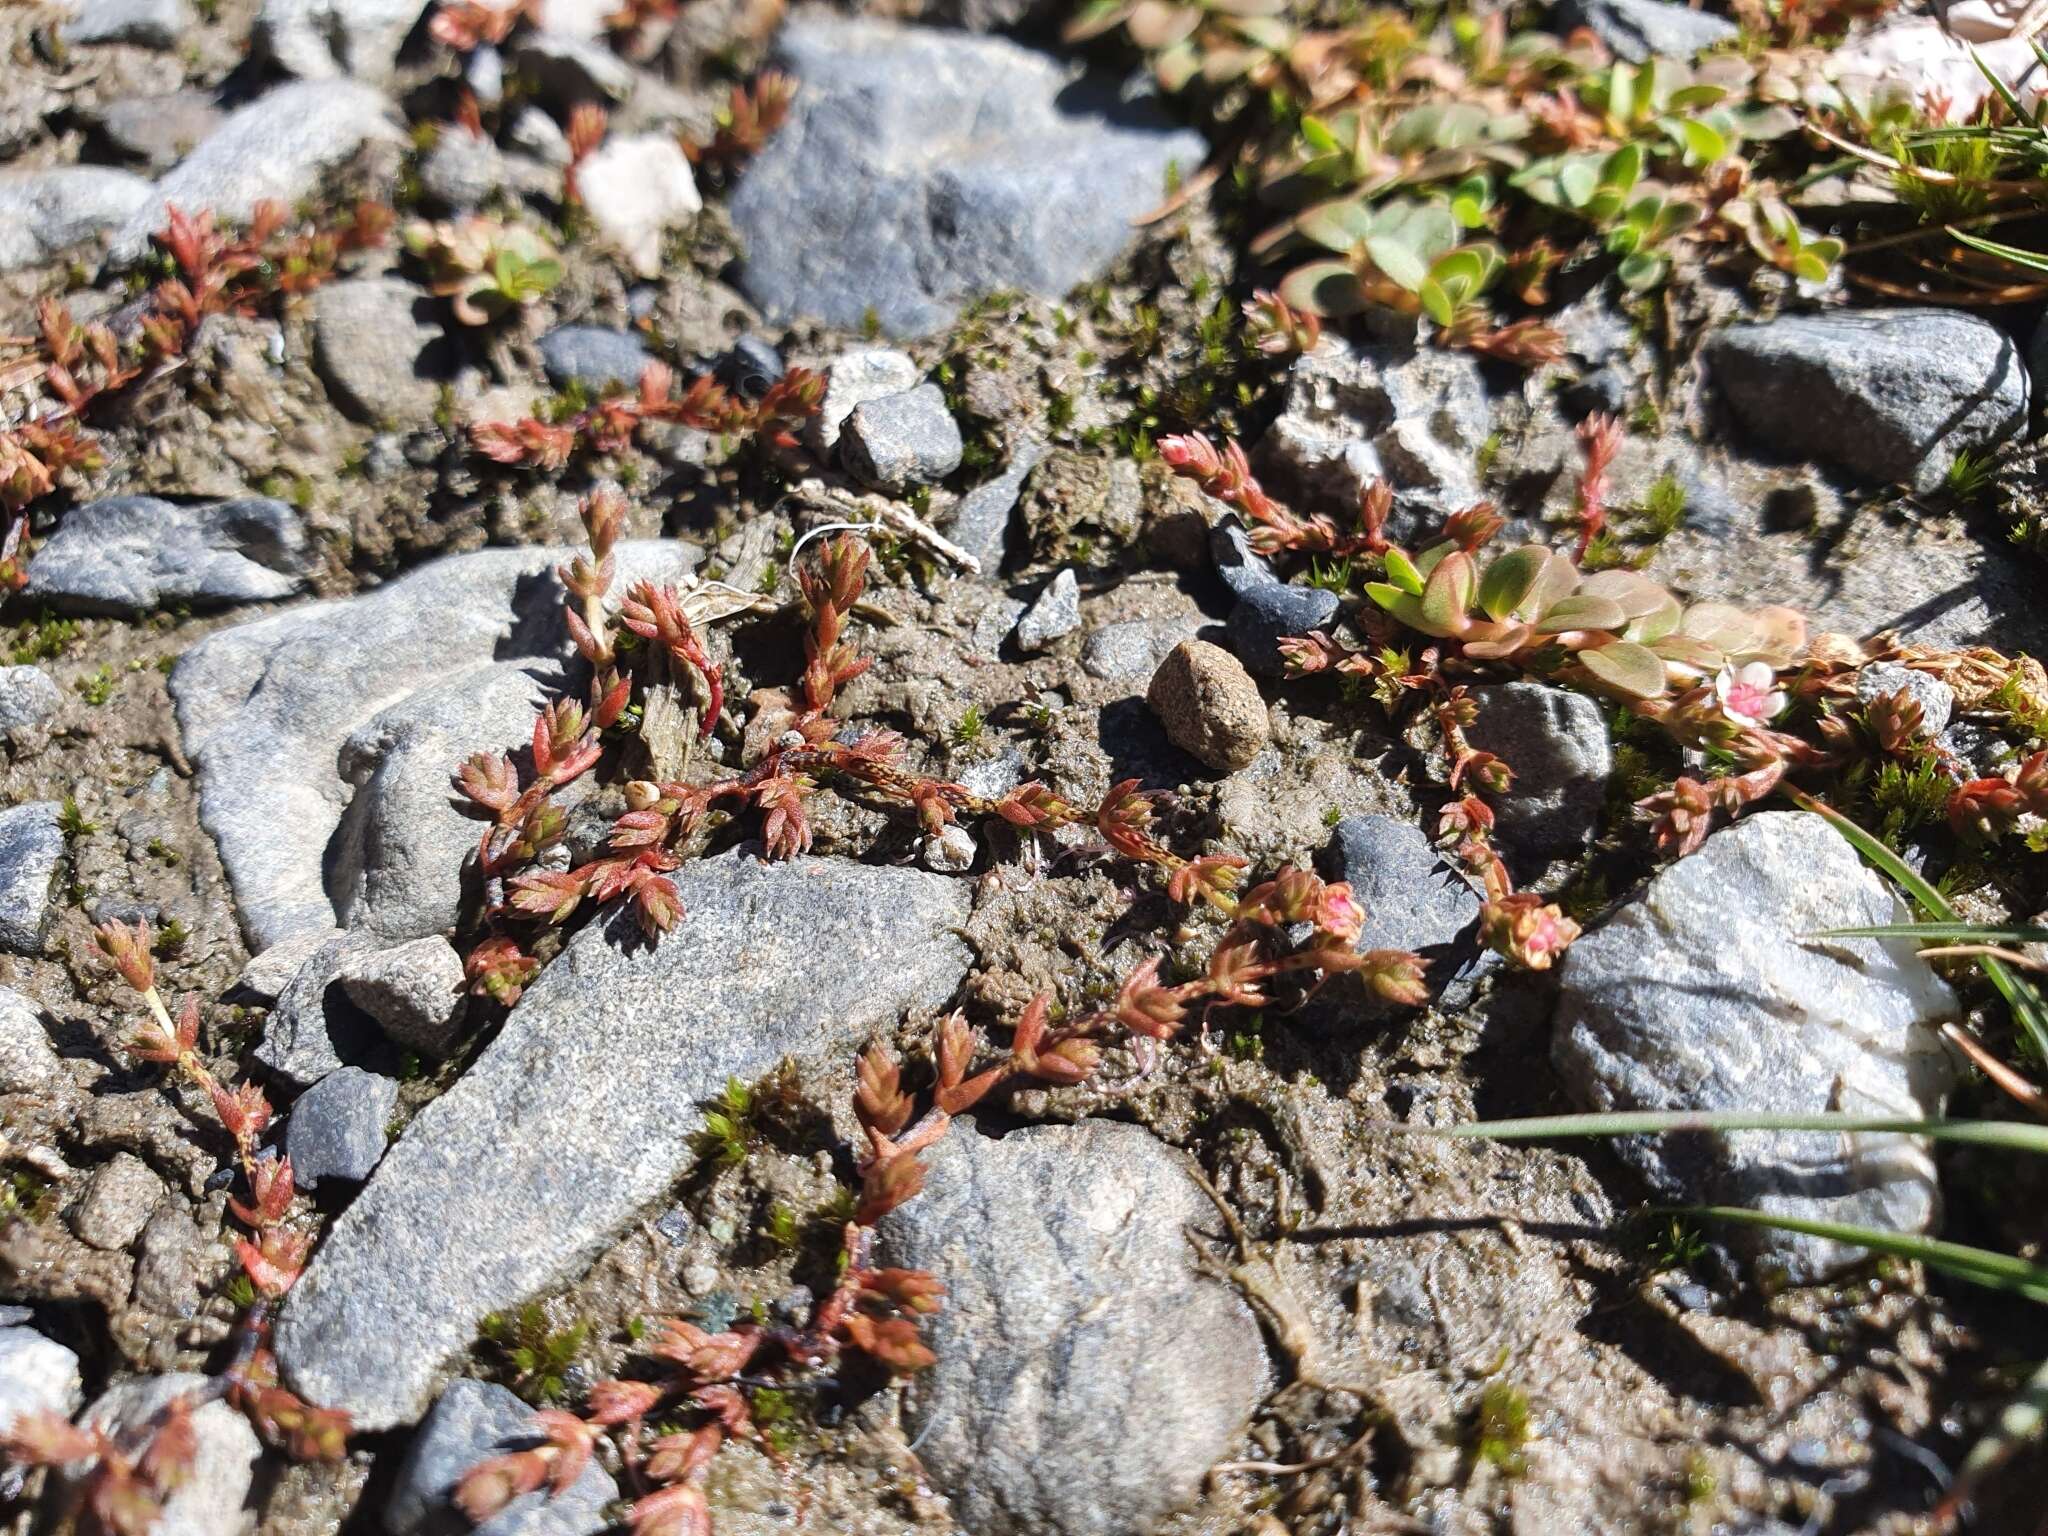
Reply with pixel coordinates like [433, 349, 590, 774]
[1680, 1207, 2048, 1304]
[1790, 793, 2048, 1062]
[1947, 226, 2048, 277]
[1816, 922, 2048, 945]
[1942, 1354, 2048, 1520]
[1422, 1109, 2048, 1156]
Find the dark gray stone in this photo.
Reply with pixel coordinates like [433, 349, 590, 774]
[276, 852, 973, 1429]
[510, 31, 635, 104]
[108, 80, 402, 263]
[170, 543, 696, 948]
[0, 166, 155, 271]
[537, 325, 650, 390]
[25, 496, 314, 616]
[0, 802, 63, 955]
[1080, 616, 1202, 683]
[0, 666, 62, 752]
[1225, 582, 1340, 678]
[841, 383, 964, 489]
[730, 14, 1206, 336]
[1464, 682, 1611, 860]
[312, 276, 449, 425]
[948, 438, 1045, 575]
[1704, 309, 2029, 494]
[1559, 0, 1739, 62]
[61, 0, 190, 47]
[809, 348, 920, 454]
[388, 1377, 617, 1536]
[286, 1066, 399, 1189]
[1554, 811, 1956, 1282]
[1209, 517, 1280, 600]
[1012, 568, 1080, 653]
[335, 936, 466, 1057]
[714, 334, 785, 401]
[1320, 814, 1480, 959]
[879, 1121, 1269, 1536]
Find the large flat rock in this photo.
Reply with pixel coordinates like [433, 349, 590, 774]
[169, 542, 695, 949]
[276, 852, 973, 1429]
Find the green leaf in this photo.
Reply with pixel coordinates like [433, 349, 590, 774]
[1276, 260, 1370, 318]
[1382, 546, 1425, 595]
[1606, 63, 1636, 124]
[1417, 550, 1476, 633]
[1450, 173, 1492, 229]
[1299, 114, 1339, 155]
[1476, 546, 1550, 621]
[1296, 197, 1377, 254]
[1816, 921, 2048, 944]
[1418, 278, 1454, 327]
[1425, 1109, 2048, 1157]
[1365, 232, 1429, 292]
[1670, 115, 1728, 165]
[1682, 1206, 2048, 1305]
[1616, 250, 1668, 291]
[1948, 226, 2048, 277]
[1599, 142, 1643, 193]
[1535, 593, 1627, 633]
[1666, 82, 1730, 111]
[1575, 640, 1668, 698]
[1365, 585, 1427, 630]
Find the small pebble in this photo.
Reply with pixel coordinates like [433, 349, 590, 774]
[1146, 640, 1269, 773]
[1012, 569, 1080, 654]
[841, 383, 963, 489]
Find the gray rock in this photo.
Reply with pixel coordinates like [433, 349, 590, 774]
[1320, 814, 1480, 958]
[0, 166, 156, 271]
[81, 1373, 261, 1536]
[809, 348, 921, 454]
[879, 1121, 1269, 1536]
[948, 438, 1045, 575]
[1263, 339, 1490, 541]
[232, 929, 341, 1007]
[1554, 811, 1958, 1282]
[61, 0, 190, 47]
[256, 934, 384, 1088]
[336, 935, 467, 1057]
[169, 542, 696, 948]
[418, 130, 509, 211]
[537, 325, 650, 390]
[506, 105, 571, 166]
[1853, 661, 1955, 740]
[109, 80, 402, 264]
[841, 383, 964, 489]
[1226, 581, 1340, 678]
[1210, 517, 1280, 600]
[1704, 309, 2029, 495]
[714, 334, 785, 401]
[1464, 682, 1611, 860]
[466, 42, 506, 105]
[388, 1377, 617, 1536]
[1147, 639, 1267, 773]
[575, 133, 701, 277]
[0, 987, 60, 1094]
[0, 666, 62, 752]
[256, 0, 429, 82]
[1560, 0, 1739, 62]
[27, 496, 314, 616]
[70, 1153, 165, 1251]
[0, 802, 63, 955]
[287, 1066, 399, 1189]
[312, 276, 450, 426]
[1012, 568, 1080, 653]
[0, 1327, 83, 1433]
[1080, 616, 1202, 683]
[730, 14, 1206, 336]
[276, 852, 973, 1429]
[92, 92, 224, 171]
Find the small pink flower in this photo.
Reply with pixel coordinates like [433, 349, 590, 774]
[1713, 661, 1786, 728]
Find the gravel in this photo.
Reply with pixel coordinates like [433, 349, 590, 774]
[879, 1120, 1269, 1536]
[254, 933, 387, 1089]
[0, 802, 64, 956]
[25, 495, 315, 616]
[108, 80, 403, 263]
[286, 1066, 400, 1189]
[0, 666, 62, 754]
[387, 1377, 617, 1536]
[1147, 639, 1269, 772]
[1554, 811, 1957, 1282]
[256, 0, 429, 81]
[1464, 682, 1612, 860]
[1704, 309, 2030, 494]
[730, 14, 1206, 336]
[0, 987, 60, 1094]
[276, 852, 973, 1430]
[840, 383, 965, 489]
[808, 348, 921, 454]
[948, 438, 1045, 575]
[575, 133, 702, 277]
[60, 0, 190, 47]
[537, 325, 651, 390]
[1012, 568, 1081, 653]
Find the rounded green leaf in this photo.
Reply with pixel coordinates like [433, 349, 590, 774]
[1383, 546, 1425, 595]
[1477, 546, 1551, 621]
[1536, 592, 1628, 634]
[1577, 641, 1669, 698]
[1276, 260, 1370, 318]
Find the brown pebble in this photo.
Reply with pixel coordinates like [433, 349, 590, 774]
[1146, 639, 1269, 772]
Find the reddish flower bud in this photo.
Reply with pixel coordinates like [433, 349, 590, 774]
[94, 918, 156, 994]
[1479, 893, 1581, 971]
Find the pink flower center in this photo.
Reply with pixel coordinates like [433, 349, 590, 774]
[1724, 679, 1770, 720]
